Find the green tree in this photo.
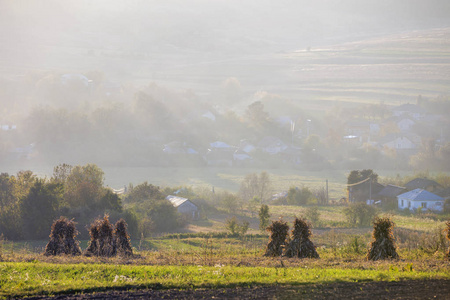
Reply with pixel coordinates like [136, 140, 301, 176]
[246, 101, 269, 128]
[220, 191, 241, 214]
[124, 182, 165, 204]
[21, 179, 63, 239]
[258, 204, 270, 233]
[343, 202, 378, 227]
[286, 186, 313, 206]
[64, 164, 104, 208]
[52, 163, 73, 183]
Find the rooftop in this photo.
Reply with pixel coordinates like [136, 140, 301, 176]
[397, 189, 443, 201]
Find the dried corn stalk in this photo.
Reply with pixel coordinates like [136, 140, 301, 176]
[283, 217, 319, 259]
[367, 217, 399, 261]
[445, 221, 450, 260]
[44, 217, 81, 256]
[264, 219, 289, 257]
[114, 219, 133, 257]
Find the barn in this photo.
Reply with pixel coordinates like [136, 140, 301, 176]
[166, 195, 199, 220]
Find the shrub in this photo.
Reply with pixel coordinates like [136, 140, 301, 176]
[343, 202, 378, 227]
[225, 217, 249, 236]
[258, 204, 270, 233]
[304, 206, 320, 226]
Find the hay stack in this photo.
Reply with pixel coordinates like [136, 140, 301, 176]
[85, 215, 116, 257]
[283, 217, 319, 258]
[264, 220, 289, 257]
[367, 217, 399, 261]
[44, 217, 81, 256]
[114, 219, 133, 257]
[445, 221, 450, 260]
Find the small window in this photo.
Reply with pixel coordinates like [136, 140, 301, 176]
[408, 201, 411, 208]
[401, 199, 404, 207]
[421, 202, 427, 208]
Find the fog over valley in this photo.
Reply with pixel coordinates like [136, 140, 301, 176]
[1, 0, 450, 188]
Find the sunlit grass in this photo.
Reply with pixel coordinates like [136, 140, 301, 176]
[1, 261, 449, 298]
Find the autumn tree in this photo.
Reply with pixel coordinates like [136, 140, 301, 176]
[239, 171, 272, 204]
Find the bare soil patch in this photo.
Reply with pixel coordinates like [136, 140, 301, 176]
[25, 279, 450, 299]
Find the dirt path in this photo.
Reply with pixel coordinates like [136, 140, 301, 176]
[25, 279, 450, 299]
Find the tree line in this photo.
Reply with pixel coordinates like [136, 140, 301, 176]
[0, 163, 186, 241]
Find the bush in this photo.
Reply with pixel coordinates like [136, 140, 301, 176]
[225, 217, 249, 236]
[286, 186, 313, 206]
[304, 206, 320, 226]
[343, 202, 378, 227]
[258, 204, 270, 233]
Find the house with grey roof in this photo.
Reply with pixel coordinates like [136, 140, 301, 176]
[166, 195, 199, 220]
[378, 184, 406, 208]
[391, 103, 424, 120]
[405, 178, 443, 193]
[397, 189, 444, 212]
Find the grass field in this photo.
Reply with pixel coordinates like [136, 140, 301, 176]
[1, 207, 449, 299]
[2, 261, 448, 298]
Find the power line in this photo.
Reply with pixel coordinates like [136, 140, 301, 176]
[346, 176, 371, 187]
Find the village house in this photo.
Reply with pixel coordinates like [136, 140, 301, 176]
[397, 188, 444, 212]
[257, 136, 288, 155]
[166, 195, 199, 220]
[391, 103, 424, 120]
[404, 178, 443, 192]
[378, 134, 419, 155]
[378, 184, 406, 208]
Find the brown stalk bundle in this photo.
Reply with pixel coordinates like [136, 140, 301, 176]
[283, 217, 319, 259]
[85, 215, 116, 257]
[44, 217, 81, 256]
[264, 219, 289, 257]
[367, 217, 399, 261]
[445, 221, 450, 260]
[114, 218, 133, 257]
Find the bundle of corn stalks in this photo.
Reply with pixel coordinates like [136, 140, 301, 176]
[114, 219, 133, 257]
[283, 217, 319, 259]
[85, 215, 116, 257]
[445, 221, 450, 260]
[44, 217, 81, 256]
[264, 219, 289, 257]
[367, 217, 399, 261]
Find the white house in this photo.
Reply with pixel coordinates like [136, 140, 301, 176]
[380, 134, 418, 151]
[166, 195, 199, 220]
[397, 189, 444, 212]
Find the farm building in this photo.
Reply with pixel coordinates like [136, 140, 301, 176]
[166, 195, 199, 220]
[397, 189, 444, 212]
[404, 178, 443, 192]
[378, 184, 406, 208]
